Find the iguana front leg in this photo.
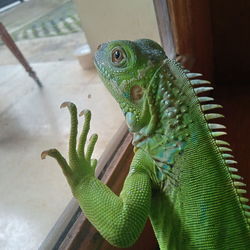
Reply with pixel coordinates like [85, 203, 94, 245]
[42, 102, 153, 248]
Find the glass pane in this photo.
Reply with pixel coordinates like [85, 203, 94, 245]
[0, 1, 124, 249]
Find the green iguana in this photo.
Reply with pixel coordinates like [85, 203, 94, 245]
[42, 39, 250, 249]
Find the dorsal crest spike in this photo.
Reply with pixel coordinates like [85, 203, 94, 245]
[237, 189, 247, 194]
[198, 96, 214, 102]
[222, 153, 234, 158]
[205, 113, 224, 120]
[202, 104, 223, 112]
[229, 167, 238, 172]
[226, 160, 238, 164]
[242, 204, 250, 210]
[191, 79, 211, 85]
[194, 87, 213, 94]
[240, 197, 249, 203]
[234, 181, 246, 187]
[219, 147, 232, 152]
[244, 211, 250, 217]
[186, 73, 203, 79]
[208, 123, 226, 130]
[211, 131, 227, 137]
[231, 174, 243, 180]
[215, 140, 230, 146]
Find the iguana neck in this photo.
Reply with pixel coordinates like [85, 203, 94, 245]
[133, 58, 195, 139]
[132, 59, 195, 185]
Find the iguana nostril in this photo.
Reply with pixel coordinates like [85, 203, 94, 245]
[97, 44, 102, 50]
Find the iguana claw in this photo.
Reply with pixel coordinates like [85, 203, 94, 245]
[60, 101, 73, 109]
[41, 150, 49, 159]
[41, 148, 72, 179]
[79, 109, 91, 117]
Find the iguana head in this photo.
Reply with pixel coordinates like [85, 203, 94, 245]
[94, 39, 166, 133]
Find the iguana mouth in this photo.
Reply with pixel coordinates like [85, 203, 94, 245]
[94, 59, 112, 81]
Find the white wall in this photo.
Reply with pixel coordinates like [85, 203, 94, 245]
[74, 0, 161, 55]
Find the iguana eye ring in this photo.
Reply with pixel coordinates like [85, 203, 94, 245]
[111, 48, 125, 64]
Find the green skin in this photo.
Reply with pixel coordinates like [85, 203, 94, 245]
[42, 39, 250, 249]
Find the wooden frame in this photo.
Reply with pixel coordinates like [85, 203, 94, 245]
[153, 0, 175, 59]
[154, 0, 213, 80]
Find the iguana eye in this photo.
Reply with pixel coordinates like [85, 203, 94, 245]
[111, 48, 125, 64]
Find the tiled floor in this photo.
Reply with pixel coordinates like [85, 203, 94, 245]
[0, 32, 87, 65]
[10, 1, 82, 41]
[0, 61, 124, 249]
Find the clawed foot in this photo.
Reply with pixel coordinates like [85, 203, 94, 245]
[41, 102, 98, 188]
